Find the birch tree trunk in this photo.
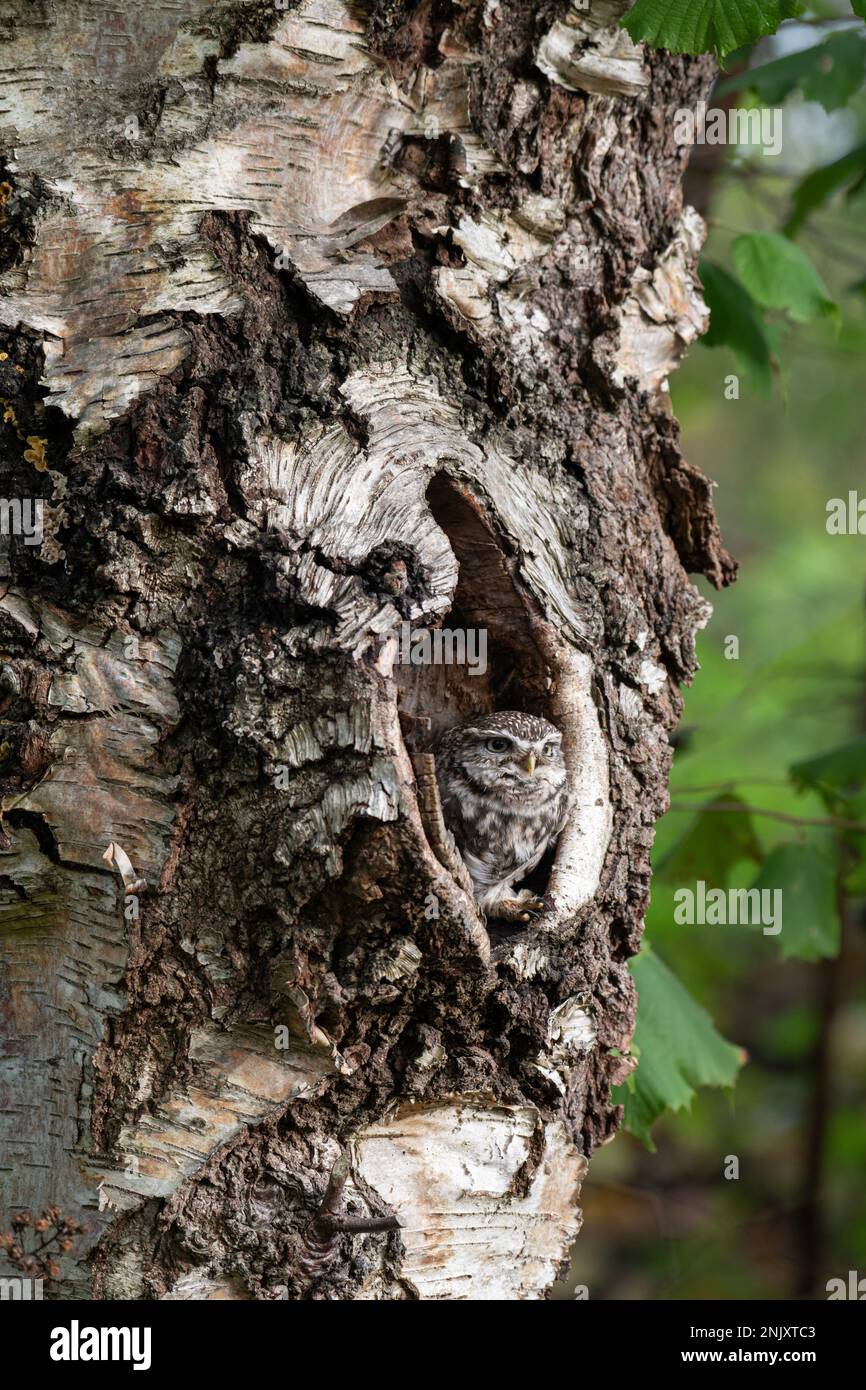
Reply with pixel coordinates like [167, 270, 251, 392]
[0, 0, 733, 1301]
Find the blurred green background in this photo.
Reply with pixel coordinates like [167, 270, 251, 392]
[559, 9, 866, 1301]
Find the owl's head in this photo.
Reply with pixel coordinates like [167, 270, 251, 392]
[446, 710, 567, 803]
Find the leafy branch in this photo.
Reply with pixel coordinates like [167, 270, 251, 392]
[619, 3, 866, 392]
[618, 729, 866, 1144]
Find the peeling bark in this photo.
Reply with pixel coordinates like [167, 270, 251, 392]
[0, 0, 732, 1300]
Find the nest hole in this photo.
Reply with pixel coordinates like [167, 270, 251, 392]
[396, 474, 566, 912]
[397, 473, 554, 754]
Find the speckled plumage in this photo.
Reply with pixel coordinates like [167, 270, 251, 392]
[433, 710, 569, 918]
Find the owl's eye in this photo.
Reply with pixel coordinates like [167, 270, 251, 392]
[543, 743, 559, 758]
[485, 737, 510, 753]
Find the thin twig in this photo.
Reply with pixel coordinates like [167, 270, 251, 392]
[299, 1153, 399, 1281]
[673, 780, 791, 793]
[416, 752, 477, 899]
[669, 801, 866, 833]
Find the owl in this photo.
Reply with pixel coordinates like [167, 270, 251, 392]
[432, 710, 569, 921]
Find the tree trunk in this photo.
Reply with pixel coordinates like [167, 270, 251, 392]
[0, 0, 733, 1300]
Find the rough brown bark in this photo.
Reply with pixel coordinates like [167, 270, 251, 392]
[0, 0, 733, 1300]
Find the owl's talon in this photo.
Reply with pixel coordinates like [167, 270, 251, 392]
[491, 895, 545, 923]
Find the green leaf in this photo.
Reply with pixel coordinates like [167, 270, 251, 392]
[718, 32, 866, 113]
[614, 948, 744, 1149]
[732, 232, 837, 323]
[790, 735, 866, 795]
[657, 792, 763, 886]
[853, 0, 866, 18]
[700, 259, 774, 391]
[751, 842, 840, 961]
[784, 142, 866, 236]
[621, 0, 800, 58]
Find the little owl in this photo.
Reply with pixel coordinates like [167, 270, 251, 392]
[433, 710, 569, 921]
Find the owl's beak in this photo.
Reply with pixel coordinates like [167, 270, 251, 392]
[522, 752, 536, 775]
